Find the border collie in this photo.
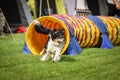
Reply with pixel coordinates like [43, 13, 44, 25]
[34, 20, 65, 62]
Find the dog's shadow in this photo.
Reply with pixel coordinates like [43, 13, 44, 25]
[61, 56, 76, 62]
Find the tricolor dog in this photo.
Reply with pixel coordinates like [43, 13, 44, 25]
[34, 20, 65, 62]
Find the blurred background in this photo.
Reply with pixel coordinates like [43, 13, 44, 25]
[0, 0, 108, 33]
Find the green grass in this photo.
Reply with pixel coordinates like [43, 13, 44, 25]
[0, 33, 120, 80]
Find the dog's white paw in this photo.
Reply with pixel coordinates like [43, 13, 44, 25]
[41, 58, 46, 61]
[52, 56, 61, 62]
[41, 55, 50, 61]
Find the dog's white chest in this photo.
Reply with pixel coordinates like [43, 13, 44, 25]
[46, 39, 64, 53]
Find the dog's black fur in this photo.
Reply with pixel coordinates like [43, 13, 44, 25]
[34, 21, 64, 41]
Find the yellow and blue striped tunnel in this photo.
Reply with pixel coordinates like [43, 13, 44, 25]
[25, 14, 120, 55]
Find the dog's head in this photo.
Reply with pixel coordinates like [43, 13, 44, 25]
[50, 29, 65, 44]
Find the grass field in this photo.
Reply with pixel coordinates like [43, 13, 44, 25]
[0, 33, 120, 80]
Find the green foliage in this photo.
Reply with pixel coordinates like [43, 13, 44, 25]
[0, 34, 120, 80]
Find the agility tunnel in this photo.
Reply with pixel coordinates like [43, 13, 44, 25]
[24, 14, 120, 55]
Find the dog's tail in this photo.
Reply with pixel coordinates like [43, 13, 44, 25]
[34, 20, 52, 34]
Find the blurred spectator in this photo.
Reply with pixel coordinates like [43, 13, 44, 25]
[107, 0, 120, 16]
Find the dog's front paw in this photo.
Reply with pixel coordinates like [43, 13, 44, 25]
[41, 55, 50, 61]
[41, 58, 46, 61]
[41, 57, 47, 61]
[52, 56, 61, 63]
